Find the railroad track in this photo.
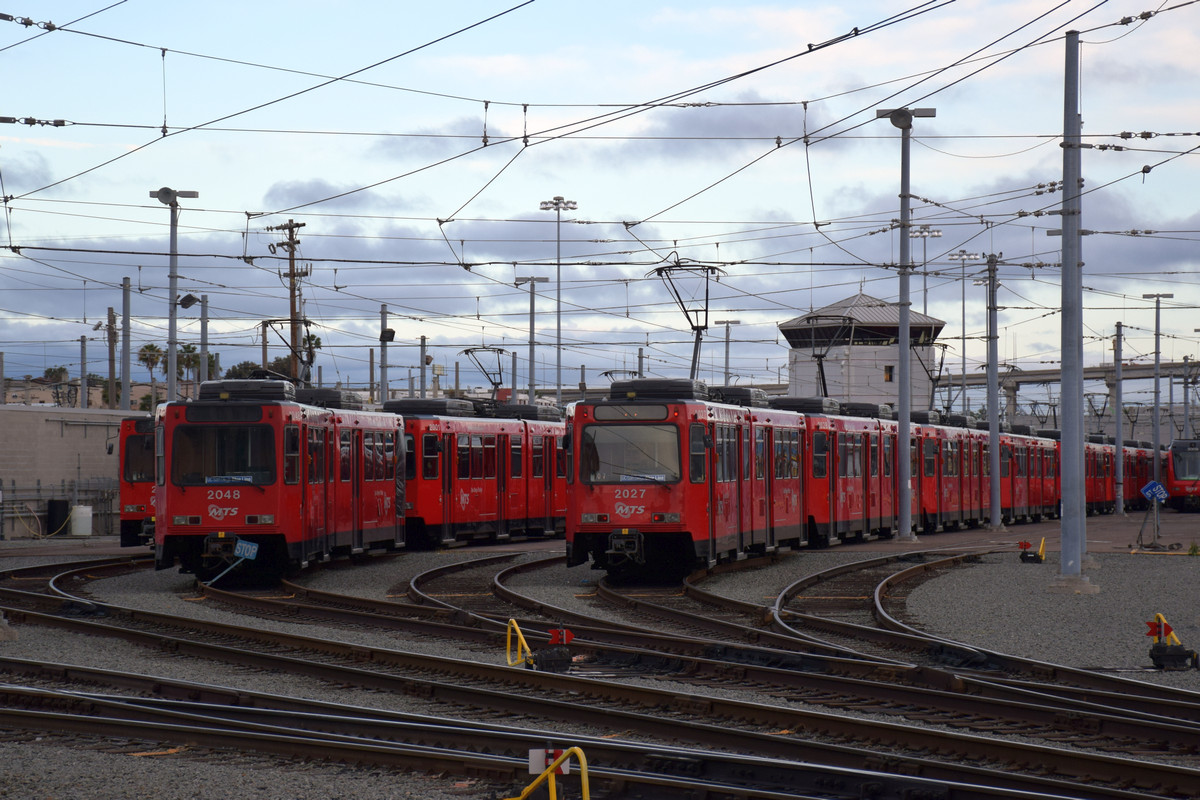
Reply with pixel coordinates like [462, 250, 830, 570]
[2, 555, 1200, 798]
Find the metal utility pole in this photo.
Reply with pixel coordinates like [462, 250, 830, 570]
[150, 186, 198, 403]
[1114, 321, 1125, 514]
[79, 336, 88, 409]
[1058, 30, 1088, 582]
[379, 305, 392, 403]
[877, 105, 935, 542]
[516, 276, 548, 403]
[266, 220, 307, 382]
[1145, 293, 1173, 481]
[985, 254, 1002, 530]
[199, 295, 209, 385]
[121, 277, 131, 411]
[714, 320, 740, 386]
[948, 250, 981, 412]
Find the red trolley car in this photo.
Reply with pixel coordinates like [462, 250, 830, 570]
[388, 398, 565, 549]
[154, 379, 405, 580]
[118, 416, 156, 547]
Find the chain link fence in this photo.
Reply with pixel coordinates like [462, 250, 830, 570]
[0, 478, 117, 541]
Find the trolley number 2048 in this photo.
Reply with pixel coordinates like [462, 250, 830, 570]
[613, 488, 647, 499]
[207, 488, 241, 500]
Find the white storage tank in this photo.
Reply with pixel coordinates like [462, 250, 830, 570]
[70, 505, 92, 537]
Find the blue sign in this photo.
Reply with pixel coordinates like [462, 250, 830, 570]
[233, 539, 259, 560]
[1141, 481, 1169, 502]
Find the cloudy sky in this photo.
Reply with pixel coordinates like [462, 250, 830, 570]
[1, 0, 1197, 412]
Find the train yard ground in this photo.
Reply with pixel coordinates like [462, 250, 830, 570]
[2, 509, 1199, 799]
[3, 501, 1196, 560]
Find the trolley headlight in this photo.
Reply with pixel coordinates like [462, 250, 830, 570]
[172, 515, 201, 525]
[245, 515, 274, 525]
[581, 513, 609, 523]
[123, 504, 146, 513]
[652, 512, 680, 523]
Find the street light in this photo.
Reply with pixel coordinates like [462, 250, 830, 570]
[908, 225, 942, 316]
[948, 249, 981, 412]
[150, 186, 199, 403]
[516, 276, 548, 403]
[539, 195, 577, 407]
[876, 106, 935, 542]
[714, 320, 740, 386]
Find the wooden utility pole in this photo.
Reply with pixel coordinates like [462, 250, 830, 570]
[266, 220, 307, 381]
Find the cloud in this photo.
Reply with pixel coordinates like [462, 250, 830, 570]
[260, 178, 400, 213]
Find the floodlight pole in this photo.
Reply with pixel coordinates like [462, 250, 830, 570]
[151, 187, 198, 403]
[909, 225, 941, 316]
[877, 106, 934, 541]
[540, 195, 577, 407]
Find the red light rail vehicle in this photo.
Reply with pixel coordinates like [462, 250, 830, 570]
[565, 378, 1151, 579]
[117, 416, 157, 547]
[386, 398, 566, 549]
[154, 379, 405, 581]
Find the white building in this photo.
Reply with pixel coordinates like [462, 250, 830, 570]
[778, 292, 944, 407]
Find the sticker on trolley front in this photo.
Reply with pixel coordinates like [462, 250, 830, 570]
[233, 540, 259, 560]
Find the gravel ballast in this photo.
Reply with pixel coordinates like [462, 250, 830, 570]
[2, 540, 1199, 797]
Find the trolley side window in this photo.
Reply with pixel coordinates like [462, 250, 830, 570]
[422, 432, 440, 479]
[811, 431, 828, 479]
[532, 436, 545, 478]
[307, 427, 324, 484]
[404, 433, 416, 481]
[384, 431, 396, 481]
[923, 438, 937, 478]
[457, 434, 471, 479]
[510, 434, 523, 479]
[483, 435, 497, 479]
[689, 423, 706, 483]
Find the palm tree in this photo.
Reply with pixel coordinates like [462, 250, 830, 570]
[138, 343, 164, 410]
[178, 343, 199, 397]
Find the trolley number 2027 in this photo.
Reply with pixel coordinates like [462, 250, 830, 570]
[613, 488, 647, 499]
[207, 488, 241, 500]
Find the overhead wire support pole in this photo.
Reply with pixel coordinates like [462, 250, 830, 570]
[1057, 30, 1095, 592]
[516, 276, 548, 403]
[985, 254, 1003, 530]
[1145, 292, 1173, 546]
[1114, 321, 1125, 515]
[877, 106, 934, 542]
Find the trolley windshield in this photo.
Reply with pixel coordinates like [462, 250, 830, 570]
[171, 425, 276, 486]
[122, 433, 155, 483]
[579, 423, 680, 484]
[1171, 442, 1200, 481]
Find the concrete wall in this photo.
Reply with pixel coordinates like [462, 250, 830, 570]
[0, 405, 148, 539]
